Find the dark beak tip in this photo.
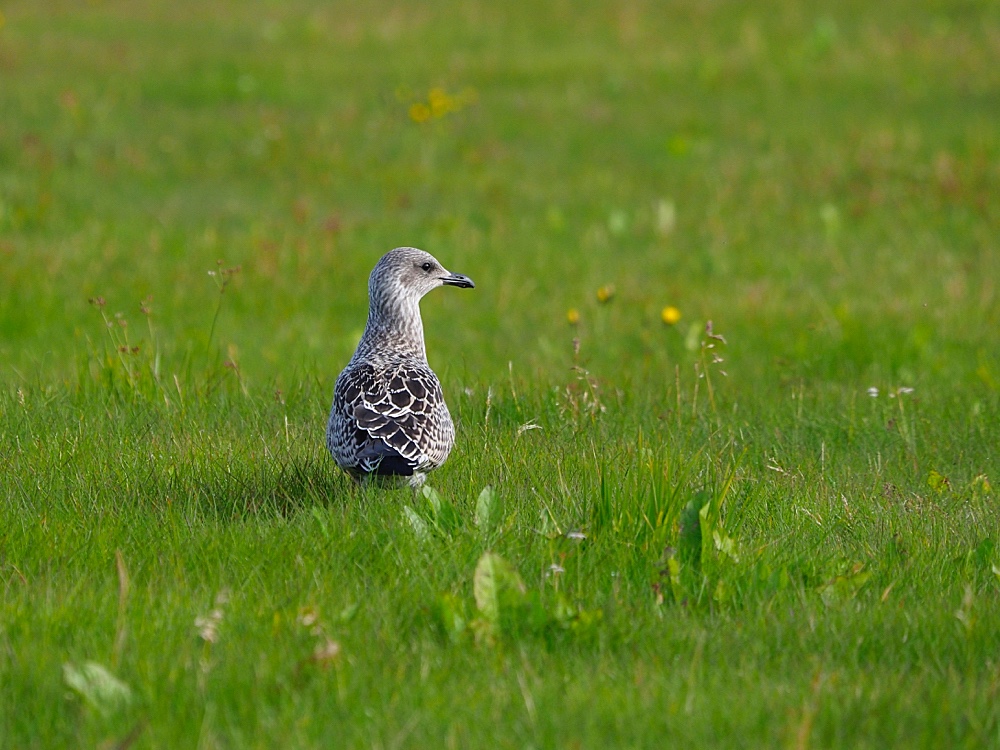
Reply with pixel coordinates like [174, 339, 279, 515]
[444, 274, 475, 289]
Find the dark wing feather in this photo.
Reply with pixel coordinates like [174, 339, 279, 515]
[331, 362, 446, 477]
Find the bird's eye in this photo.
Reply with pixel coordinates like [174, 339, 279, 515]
[420, 262, 433, 272]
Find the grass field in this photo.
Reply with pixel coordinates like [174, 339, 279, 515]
[2, 0, 1000, 747]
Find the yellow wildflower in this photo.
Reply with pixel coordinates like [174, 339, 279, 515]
[567, 308, 580, 326]
[428, 87, 454, 118]
[407, 86, 477, 123]
[661, 305, 681, 325]
[408, 103, 431, 123]
[596, 284, 615, 304]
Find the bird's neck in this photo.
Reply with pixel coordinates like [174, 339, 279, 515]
[357, 295, 427, 362]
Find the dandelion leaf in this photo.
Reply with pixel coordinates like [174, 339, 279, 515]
[473, 552, 526, 629]
[475, 485, 498, 531]
[403, 505, 429, 542]
[63, 661, 133, 717]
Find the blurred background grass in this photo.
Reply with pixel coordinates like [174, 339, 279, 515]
[2, 0, 997, 399]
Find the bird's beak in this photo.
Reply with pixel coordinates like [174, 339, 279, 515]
[441, 272, 475, 289]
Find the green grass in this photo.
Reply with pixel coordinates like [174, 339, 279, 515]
[2, 0, 1000, 747]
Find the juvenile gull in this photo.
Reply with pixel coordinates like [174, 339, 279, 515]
[326, 247, 475, 487]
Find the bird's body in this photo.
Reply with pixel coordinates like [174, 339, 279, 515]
[327, 247, 474, 487]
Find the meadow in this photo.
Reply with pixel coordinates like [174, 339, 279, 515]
[1, 0, 999, 747]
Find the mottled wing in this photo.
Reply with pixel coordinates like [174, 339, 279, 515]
[328, 362, 454, 478]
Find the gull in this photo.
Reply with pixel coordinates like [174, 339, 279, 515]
[326, 247, 475, 487]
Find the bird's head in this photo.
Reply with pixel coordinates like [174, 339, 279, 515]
[369, 247, 475, 306]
